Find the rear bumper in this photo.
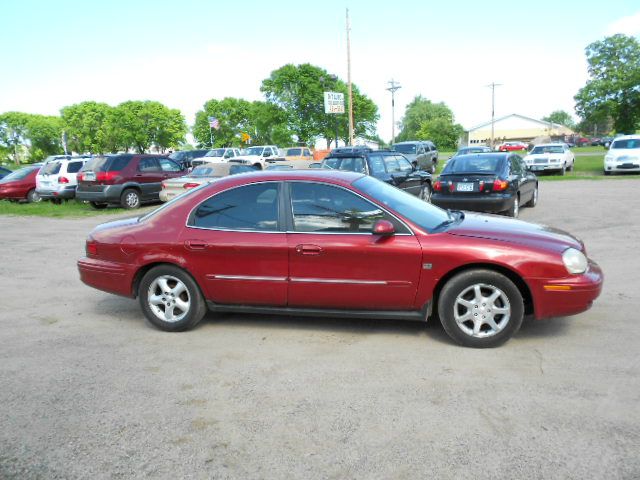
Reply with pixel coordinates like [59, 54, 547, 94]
[76, 185, 125, 203]
[77, 256, 137, 298]
[37, 185, 77, 199]
[431, 193, 514, 213]
[528, 261, 604, 320]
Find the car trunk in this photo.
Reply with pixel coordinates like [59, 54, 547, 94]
[436, 173, 500, 195]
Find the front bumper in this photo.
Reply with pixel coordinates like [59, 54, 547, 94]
[527, 163, 564, 172]
[528, 261, 604, 320]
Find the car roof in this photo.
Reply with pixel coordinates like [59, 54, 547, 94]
[532, 143, 565, 147]
[203, 169, 365, 190]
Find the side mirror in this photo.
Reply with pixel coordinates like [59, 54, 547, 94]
[372, 219, 395, 236]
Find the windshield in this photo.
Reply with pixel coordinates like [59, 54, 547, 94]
[0, 166, 37, 182]
[353, 175, 451, 233]
[531, 146, 564, 154]
[442, 155, 502, 174]
[204, 149, 225, 157]
[393, 144, 417, 154]
[245, 147, 264, 156]
[611, 139, 639, 149]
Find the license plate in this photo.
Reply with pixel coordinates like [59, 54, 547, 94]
[84, 172, 95, 181]
[456, 182, 474, 192]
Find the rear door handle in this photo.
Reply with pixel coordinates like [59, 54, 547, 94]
[295, 244, 322, 255]
[184, 240, 207, 250]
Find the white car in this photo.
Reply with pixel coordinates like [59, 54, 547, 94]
[523, 143, 575, 175]
[36, 156, 89, 203]
[191, 148, 242, 168]
[604, 135, 640, 175]
[232, 145, 283, 169]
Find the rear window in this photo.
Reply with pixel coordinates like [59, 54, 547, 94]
[611, 139, 640, 149]
[443, 155, 503, 174]
[81, 156, 130, 172]
[393, 144, 417, 154]
[41, 162, 62, 175]
[67, 161, 84, 173]
[287, 148, 302, 156]
[1, 167, 37, 181]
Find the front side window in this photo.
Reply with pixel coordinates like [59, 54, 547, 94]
[289, 182, 406, 234]
[138, 158, 160, 172]
[159, 159, 182, 172]
[383, 156, 401, 173]
[189, 182, 279, 231]
[397, 156, 414, 172]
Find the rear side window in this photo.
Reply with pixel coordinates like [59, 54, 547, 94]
[189, 183, 280, 231]
[41, 162, 62, 175]
[67, 161, 84, 173]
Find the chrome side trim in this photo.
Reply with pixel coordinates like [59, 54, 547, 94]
[208, 275, 287, 281]
[290, 277, 387, 285]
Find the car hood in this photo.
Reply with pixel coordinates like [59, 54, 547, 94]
[607, 149, 640, 159]
[525, 153, 564, 159]
[446, 212, 583, 252]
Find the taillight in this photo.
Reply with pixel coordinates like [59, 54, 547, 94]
[492, 179, 509, 191]
[96, 171, 121, 184]
[58, 176, 69, 184]
[86, 238, 98, 257]
[449, 182, 455, 192]
[77, 173, 84, 181]
[479, 181, 485, 192]
[161, 182, 167, 189]
[433, 181, 442, 191]
[183, 182, 199, 189]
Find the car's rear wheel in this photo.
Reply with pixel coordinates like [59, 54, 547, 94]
[560, 165, 566, 176]
[438, 269, 524, 348]
[121, 188, 141, 209]
[26, 189, 41, 203]
[604, 170, 611, 176]
[139, 265, 207, 332]
[51, 198, 63, 205]
[419, 183, 432, 202]
[90, 201, 108, 209]
[524, 185, 538, 207]
[506, 194, 519, 217]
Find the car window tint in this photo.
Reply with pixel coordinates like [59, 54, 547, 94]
[41, 162, 62, 175]
[189, 182, 279, 231]
[67, 161, 84, 173]
[384, 156, 401, 173]
[138, 158, 160, 172]
[160, 159, 182, 172]
[368, 155, 386, 174]
[290, 182, 403, 234]
[109, 156, 130, 171]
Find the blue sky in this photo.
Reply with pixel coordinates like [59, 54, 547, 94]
[2, 0, 639, 142]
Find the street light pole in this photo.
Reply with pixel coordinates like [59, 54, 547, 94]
[386, 79, 401, 145]
[486, 82, 502, 149]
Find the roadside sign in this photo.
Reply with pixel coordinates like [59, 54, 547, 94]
[324, 92, 345, 114]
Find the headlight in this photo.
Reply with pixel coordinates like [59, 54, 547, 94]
[562, 248, 588, 274]
[605, 155, 614, 162]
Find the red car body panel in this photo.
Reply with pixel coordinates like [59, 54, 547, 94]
[78, 170, 603, 322]
[0, 168, 38, 200]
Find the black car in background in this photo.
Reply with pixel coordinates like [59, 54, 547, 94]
[168, 149, 209, 169]
[431, 152, 537, 218]
[320, 149, 433, 201]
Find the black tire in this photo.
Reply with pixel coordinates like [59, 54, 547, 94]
[26, 189, 41, 203]
[568, 161, 574, 172]
[138, 265, 207, 332]
[438, 269, 524, 348]
[419, 182, 432, 202]
[253, 163, 263, 170]
[560, 165, 566, 176]
[524, 184, 538, 208]
[51, 198, 63, 205]
[506, 194, 519, 217]
[90, 201, 108, 210]
[121, 188, 141, 209]
[604, 170, 611, 176]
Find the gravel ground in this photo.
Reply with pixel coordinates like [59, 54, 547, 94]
[1, 180, 639, 479]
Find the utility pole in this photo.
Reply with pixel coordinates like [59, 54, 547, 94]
[346, 8, 354, 146]
[486, 82, 502, 149]
[386, 79, 402, 145]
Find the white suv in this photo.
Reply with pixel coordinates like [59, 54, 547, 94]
[604, 135, 640, 175]
[36, 157, 89, 203]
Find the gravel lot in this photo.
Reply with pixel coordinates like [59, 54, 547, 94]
[1, 180, 639, 479]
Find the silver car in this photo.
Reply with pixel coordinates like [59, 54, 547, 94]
[159, 164, 257, 202]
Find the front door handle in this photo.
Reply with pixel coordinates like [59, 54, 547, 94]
[295, 244, 322, 255]
[184, 240, 207, 250]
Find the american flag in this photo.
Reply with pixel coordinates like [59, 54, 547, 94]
[208, 117, 220, 129]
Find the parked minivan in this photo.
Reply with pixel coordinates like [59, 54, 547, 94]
[76, 154, 185, 209]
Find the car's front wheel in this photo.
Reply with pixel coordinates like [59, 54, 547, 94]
[139, 265, 207, 332]
[438, 269, 524, 348]
[419, 183, 432, 202]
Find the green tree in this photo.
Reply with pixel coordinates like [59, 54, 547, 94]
[396, 96, 455, 142]
[575, 34, 640, 134]
[416, 117, 464, 150]
[61, 101, 113, 153]
[0, 112, 31, 163]
[248, 101, 293, 146]
[261, 63, 378, 146]
[116, 101, 187, 153]
[193, 97, 252, 148]
[0, 112, 63, 162]
[542, 110, 576, 129]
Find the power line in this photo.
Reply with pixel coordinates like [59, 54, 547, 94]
[387, 79, 402, 145]
[486, 82, 503, 148]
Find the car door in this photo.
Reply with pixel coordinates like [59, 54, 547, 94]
[510, 155, 534, 202]
[135, 157, 164, 199]
[181, 181, 288, 305]
[286, 181, 423, 310]
[384, 155, 422, 196]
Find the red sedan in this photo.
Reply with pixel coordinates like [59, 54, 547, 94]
[0, 165, 42, 203]
[78, 170, 603, 348]
[498, 141, 528, 152]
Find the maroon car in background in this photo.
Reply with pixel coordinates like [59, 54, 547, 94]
[0, 164, 42, 203]
[78, 170, 603, 348]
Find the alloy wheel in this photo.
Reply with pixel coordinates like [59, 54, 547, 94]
[453, 283, 511, 338]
